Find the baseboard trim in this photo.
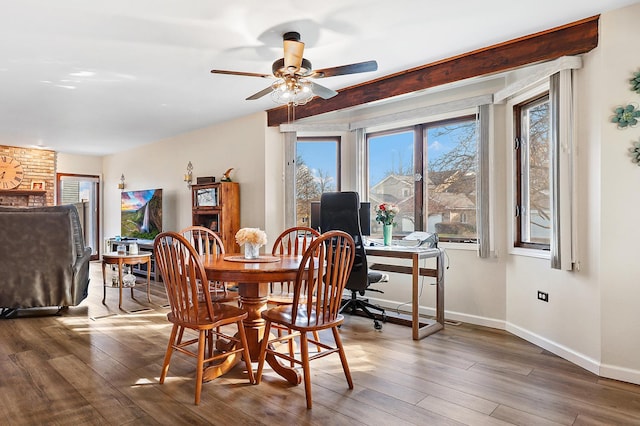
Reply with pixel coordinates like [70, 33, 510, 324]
[505, 322, 601, 376]
[367, 296, 640, 386]
[599, 363, 640, 385]
[369, 297, 506, 330]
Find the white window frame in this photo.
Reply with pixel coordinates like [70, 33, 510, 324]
[507, 83, 552, 259]
[506, 72, 575, 270]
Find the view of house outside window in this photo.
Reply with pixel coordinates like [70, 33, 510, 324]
[368, 129, 415, 236]
[295, 137, 339, 227]
[367, 117, 478, 242]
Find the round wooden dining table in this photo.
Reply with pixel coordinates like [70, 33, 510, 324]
[201, 253, 306, 385]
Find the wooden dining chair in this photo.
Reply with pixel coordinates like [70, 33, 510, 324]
[179, 225, 239, 304]
[154, 232, 254, 405]
[269, 226, 322, 358]
[256, 230, 356, 409]
[269, 226, 320, 304]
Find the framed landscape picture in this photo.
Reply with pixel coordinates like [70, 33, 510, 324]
[120, 188, 163, 240]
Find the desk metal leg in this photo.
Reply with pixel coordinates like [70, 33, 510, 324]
[412, 254, 420, 340]
[412, 251, 444, 340]
[367, 248, 445, 340]
[436, 251, 445, 325]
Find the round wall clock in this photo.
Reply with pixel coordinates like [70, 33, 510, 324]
[0, 156, 24, 189]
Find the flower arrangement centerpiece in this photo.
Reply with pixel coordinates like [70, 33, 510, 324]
[235, 228, 267, 259]
[375, 203, 399, 245]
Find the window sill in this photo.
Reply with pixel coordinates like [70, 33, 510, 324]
[439, 241, 478, 251]
[509, 246, 550, 260]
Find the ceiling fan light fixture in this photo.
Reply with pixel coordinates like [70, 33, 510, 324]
[271, 76, 314, 106]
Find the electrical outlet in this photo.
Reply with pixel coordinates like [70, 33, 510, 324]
[537, 291, 549, 302]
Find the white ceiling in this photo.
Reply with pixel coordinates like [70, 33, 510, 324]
[0, 0, 637, 156]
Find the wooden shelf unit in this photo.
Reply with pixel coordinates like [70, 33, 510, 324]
[191, 182, 240, 254]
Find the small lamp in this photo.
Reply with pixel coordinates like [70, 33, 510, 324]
[118, 174, 125, 190]
[184, 161, 193, 187]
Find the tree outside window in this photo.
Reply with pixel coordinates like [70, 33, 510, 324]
[366, 116, 478, 242]
[515, 94, 550, 249]
[295, 137, 340, 227]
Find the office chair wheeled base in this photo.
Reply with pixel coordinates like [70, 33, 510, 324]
[340, 294, 386, 330]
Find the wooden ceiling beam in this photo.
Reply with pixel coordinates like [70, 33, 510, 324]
[267, 15, 599, 127]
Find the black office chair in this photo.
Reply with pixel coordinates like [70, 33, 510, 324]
[320, 192, 387, 329]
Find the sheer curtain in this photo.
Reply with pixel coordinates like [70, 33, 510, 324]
[549, 70, 575, 270]
[477, 104, 492, 258]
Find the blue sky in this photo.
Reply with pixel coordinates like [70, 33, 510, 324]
[297, 141, 338, 189]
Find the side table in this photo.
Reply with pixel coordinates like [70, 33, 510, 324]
[102, 252, 152, 311]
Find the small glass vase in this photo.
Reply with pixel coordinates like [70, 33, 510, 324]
[383, 224, 393, 246]
[244, 242, 261, 259]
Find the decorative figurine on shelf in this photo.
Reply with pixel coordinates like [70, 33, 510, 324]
[221, 167, 234, 182]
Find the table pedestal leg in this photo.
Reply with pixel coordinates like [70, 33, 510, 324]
[202, 350, 239, 382]
[239, 282, 301, 385]
[203, 281, 301, 385]
[203, 282, 268, 382]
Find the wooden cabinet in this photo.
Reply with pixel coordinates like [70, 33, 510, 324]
[191, 182, 240, 253]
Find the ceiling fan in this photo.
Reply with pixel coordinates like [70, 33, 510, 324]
[211, 31, 378, 106]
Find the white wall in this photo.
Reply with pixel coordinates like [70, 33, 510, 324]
[101, 112, 270, 245]
[57, 153, 103, 176]
[597, 3, 640, 383]
[504, 3, 640, 383]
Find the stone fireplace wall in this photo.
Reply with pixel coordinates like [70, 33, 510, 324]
[0, 145, 55, 207]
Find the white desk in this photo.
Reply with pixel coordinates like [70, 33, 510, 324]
[364, 245, 445, 340]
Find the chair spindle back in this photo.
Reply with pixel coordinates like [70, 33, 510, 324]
[154, 232, 215, 324]
[291, 230, 355, 325]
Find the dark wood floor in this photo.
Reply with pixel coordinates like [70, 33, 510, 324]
[2, 262, 640, 425]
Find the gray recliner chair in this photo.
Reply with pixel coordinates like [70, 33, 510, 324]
[0, 205, 92, 318]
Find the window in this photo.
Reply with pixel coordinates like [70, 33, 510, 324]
[295, 137, 340, 227]
[514, 94, 550, 250]
[57, 173, 101, 260]
[366, 116, 478, 242]
[367, 128, 415, 236]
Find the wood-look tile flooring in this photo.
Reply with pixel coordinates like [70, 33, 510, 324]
[1, 261, 639, 425]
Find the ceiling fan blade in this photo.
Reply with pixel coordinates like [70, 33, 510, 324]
[283, 38, 304, 71]
[312, 60, 378, 78]
[310, 82, 338, 99]
[246, 85, 274, 100]
[211, 69, 272, 78]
